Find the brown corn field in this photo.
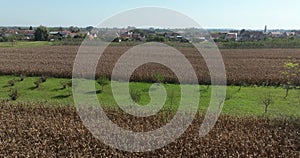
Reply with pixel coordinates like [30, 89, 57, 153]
[0, 101, 299, 157]
[0, 46, 300, 85]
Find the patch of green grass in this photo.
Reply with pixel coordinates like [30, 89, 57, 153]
[0, 76, 72, 105]
[0, 75, 299, 117]
[0, 41, 52, 48]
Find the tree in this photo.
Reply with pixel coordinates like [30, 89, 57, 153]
[34, 26, 49, 41]
[169, 89, 175, 106]
[58, 26, 63, 32]
[0, 37, 4, 42]
[8, 79, 15, 86]
[86, 26, 94, 32]
[29, 26, 33, 30]
[154, 73, 165, 86]
[74, 33, 85, 38]
[281, 58, 300, 98]
[69, 26, 80, 33]
[262, 93, 273, 113]
[240, 29, 246, 34]
[6, 35, 16, 47]
[97, 76, 109, 92]
[60, 80, 72, 89]
[130, 89, 141, 105]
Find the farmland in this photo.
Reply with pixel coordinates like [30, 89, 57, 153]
[0, 41, 52, 48]
[0, 102, 299, 157]
[0, 45, 299, 156]
[0, 46, 300, 85]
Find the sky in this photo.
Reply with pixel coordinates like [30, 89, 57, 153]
[1, 0, 299, 30]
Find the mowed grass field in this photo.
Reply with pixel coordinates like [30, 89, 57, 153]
[1, 75, 299, 117]
[0, 41, 52, 48]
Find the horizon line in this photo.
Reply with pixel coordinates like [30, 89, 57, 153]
[0, 25, 299, 31]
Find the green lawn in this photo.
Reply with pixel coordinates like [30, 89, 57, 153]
[0, 75, 299, 117]
[0, 41, 52, 48]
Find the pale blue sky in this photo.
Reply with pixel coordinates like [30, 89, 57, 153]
[1, 0, 299, 29]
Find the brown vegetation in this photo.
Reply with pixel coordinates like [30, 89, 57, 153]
[0, 46, 300, 85]
[0, 102, 299, 157]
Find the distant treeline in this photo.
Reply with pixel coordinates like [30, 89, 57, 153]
[218, 37, 300, 49]
[51, 37, 300, 49]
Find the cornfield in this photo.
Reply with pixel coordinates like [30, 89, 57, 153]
[0, 46, 300, 85]
[0, 102, 299, 157]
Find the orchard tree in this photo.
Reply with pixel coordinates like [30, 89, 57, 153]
[262, 93, 273, 113]
[97, 76, 109, 92]
[34, 26, 49, 41]
[281, 58, 300, 98]
[154, 73, 165, 86]
[130, 89, 141, 105]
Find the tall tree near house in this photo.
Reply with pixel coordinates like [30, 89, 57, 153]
[240, 29, 246, 34]
[86, 26, 94, 32]
[58, 26, 63, 32]
[69, 26, 80, 33]
[34, 26, 49, 41]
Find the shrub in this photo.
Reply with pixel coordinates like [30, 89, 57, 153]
[130, 89, 141, 105]
[34, 79, 42, 88]
[19, 74, 25, 81]
[9, 88, 19, 100]
[154, 73, 164, 86]
[225, 93, 232, 101]
[40, 76, 47, 82]
[8, 80, 15, 86]
[97, 76, 109, 92]
[237, 81, 246, 91]
[60, 80, 72, 89]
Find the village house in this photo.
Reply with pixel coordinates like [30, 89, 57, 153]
[225, 33, 238, 41]
[238, 31, 266, 41]
[284, 32, 296, 37]
[164, 32, 181, 39]
[116, 30, 145, 41]
[1, 29, 18, 37]
[18, 30, 35, 40]
[268, 32, 284, 38]
[295, 31, 300, 38]
[210, 33, 226, 41]
[0, 29, 35, 40]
